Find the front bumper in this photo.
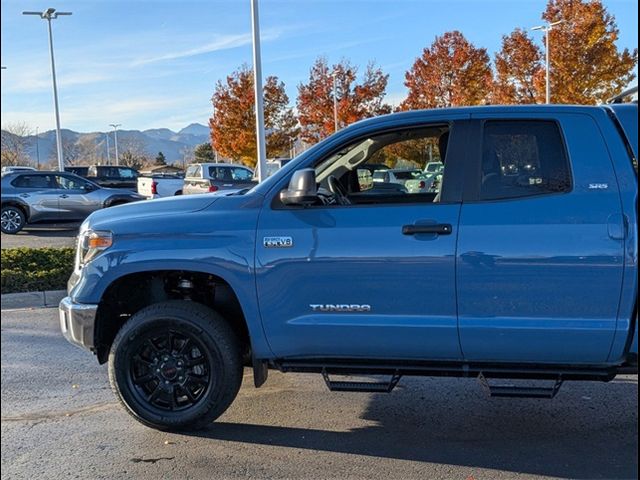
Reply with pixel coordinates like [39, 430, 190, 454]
[59, 296, 98, 351]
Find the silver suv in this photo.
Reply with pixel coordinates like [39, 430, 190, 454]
[182, 163, 255, 195]
[1, 171, 145, 234]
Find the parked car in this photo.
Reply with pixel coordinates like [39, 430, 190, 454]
[137, 174, 184, 199]
[65, 166, 89, 177]
[85, 165, 139, 190]
[1, 166, 36, 175]
[1, 171, 144, 234]
[60, 104, 637, 431]
[373, 168, 434, 193]
[424, 161, 444, 174]
[182, 163, 255, 195]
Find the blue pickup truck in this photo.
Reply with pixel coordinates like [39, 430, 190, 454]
[60, 105, 638, 431]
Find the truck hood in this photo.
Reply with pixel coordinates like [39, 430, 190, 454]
[86, 194, 220, 230]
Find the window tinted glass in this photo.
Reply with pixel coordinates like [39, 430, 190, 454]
[57, 175, 91, 190]
[312, 125, 450, 204]
[117, 167, 136, 178]
[480, 121, 571, 200]
[11, 174, 56, 189]
[230, 167, 253, 181]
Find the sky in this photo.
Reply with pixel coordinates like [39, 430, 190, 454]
[1, 0, 638, 133]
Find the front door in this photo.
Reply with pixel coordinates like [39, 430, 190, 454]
[256, 120, 469, 360]
[456, 115, 625, 364]
[54, 175, 102, 221]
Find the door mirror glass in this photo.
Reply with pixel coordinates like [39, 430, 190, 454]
[280, 168, 317, 205]
[356, 168, 373, 191]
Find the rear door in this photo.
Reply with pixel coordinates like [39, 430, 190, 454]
[456, 113, 625, 364]
[115, 167, 138, 190]
[10, 174, 61, 221]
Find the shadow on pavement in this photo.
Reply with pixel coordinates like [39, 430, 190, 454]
[191, 377, 638, 479]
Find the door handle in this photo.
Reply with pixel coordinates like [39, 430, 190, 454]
[402, 223, 453, 235]
[19, 193, 30, 198]
[59, 194, 69, 198]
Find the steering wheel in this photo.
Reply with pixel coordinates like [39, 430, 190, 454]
[327, 175, 351, 205]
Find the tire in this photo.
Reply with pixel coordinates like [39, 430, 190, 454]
[108, 300, 243, 431]
[1, 205, 26, 234]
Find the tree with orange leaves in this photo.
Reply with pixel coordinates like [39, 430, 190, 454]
[493, 29, 544, 104]
[209, 65, 298, 167]
[402, 31, 493, 110]
[537, 0, 637, 104]
[296, 57, 391, 144]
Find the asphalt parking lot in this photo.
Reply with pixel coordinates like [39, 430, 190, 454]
[1, 307, 637, 480]
[1, 225, 78, 249]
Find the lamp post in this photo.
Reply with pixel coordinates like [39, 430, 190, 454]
[531, 19, 564, 104]
[109, 124, 121, 165]
[23, 8, 72, 171]
[250, 0, 267, 182]
[35, 127, 41, 169]
[105, 133, 111, 165]
[332, 71, 339, 132]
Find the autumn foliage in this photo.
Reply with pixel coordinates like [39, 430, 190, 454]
[209, 66, 298, 167]
[402, 31, 493, 110]
[538, 0, 637, 104]
[208, 0, 636, 161]
[493, 29, 544, 104]
[297, 57, 391, 144]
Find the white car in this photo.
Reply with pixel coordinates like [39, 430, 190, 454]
[137, 174, 184, 199]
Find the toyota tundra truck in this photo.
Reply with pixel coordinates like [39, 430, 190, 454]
[59, 105, 638, 431]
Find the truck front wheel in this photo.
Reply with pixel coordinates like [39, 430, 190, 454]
[108, 300, 243, 431]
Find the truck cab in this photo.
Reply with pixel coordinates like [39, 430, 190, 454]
[59, 105, 637, 431]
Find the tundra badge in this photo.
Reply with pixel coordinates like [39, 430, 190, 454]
[263, 236, 293, 248]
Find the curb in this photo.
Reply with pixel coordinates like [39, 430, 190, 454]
[0, 290, 67, 310]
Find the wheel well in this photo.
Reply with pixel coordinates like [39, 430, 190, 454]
[94, 270, 251, 364]
[1, 201, 28, 220]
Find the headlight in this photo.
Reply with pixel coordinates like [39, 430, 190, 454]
[77, 230, 112, 268]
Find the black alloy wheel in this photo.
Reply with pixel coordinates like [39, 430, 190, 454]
[109, 301, 243, 431]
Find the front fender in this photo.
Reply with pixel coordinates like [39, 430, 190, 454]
[68, 203, 273, 358]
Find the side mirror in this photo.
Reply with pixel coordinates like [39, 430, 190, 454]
[83, 183, 97, 192]
[280, 168, 317, 206]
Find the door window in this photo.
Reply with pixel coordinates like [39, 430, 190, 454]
[11, 174, 57, 189]
[229, 167, 253, 181]
[310, 125, 451, 205]
[117, 167, 136, 178]
[56, 175, 92, 190]
[479, 121, 571, 200]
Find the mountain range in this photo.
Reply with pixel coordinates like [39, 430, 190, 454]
[13, 123, 210, 166]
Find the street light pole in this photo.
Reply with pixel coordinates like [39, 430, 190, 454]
[109, 124, 121, 166]
[250, 0, 267, 182]
[105, 133, 111, 165]
[332, 71, 339, 132]
[35, 127, 41, 170]
[531, 20, 563, 104]
[23, 8, 72, 171]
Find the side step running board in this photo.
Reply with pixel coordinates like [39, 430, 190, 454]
[478, 373, 563, 399]
[322, 368, 401, 393]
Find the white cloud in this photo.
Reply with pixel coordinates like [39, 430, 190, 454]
[131, 30, 282, 66]
[1, 96, 195, 132]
